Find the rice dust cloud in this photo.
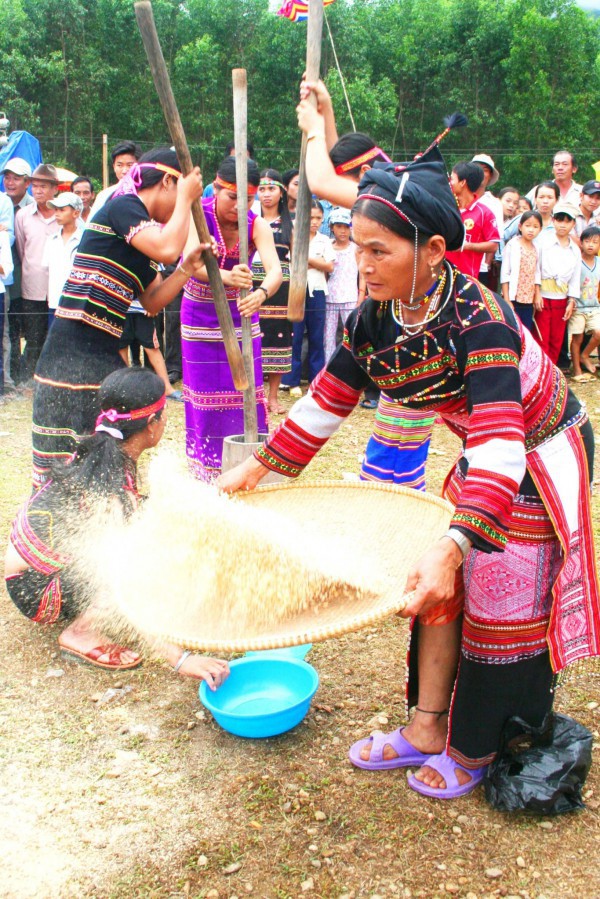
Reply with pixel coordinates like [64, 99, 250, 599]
[84, 455, 382, 648]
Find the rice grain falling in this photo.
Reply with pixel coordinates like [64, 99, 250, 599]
[83, 454, 384, 648]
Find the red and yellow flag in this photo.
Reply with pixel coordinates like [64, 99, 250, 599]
[277, 0, 335, 23]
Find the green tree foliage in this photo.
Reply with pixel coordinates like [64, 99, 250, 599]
[0, 0, 598, 190]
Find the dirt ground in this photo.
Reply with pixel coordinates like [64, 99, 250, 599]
[1, 382, 599, 899]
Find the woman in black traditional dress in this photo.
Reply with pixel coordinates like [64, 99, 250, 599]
[219, 145, 599, 801]
[253, 169, 294, 415]
[32, 147, 206, 488]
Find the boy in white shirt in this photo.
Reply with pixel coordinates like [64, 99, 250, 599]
[0, 227, 15, 396]
[535, 201, 581, 365]
[42, 192, 83, 326]
[569, 225, 600, 381]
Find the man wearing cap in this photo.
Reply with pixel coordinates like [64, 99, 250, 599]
[471, 153, 503, 288]
[535, 201, 581, 365]
[2, 158, 33, 388]
[41, 192, 83, 326]
[14, 163, 59, 381]
[574, 180, 600, 242]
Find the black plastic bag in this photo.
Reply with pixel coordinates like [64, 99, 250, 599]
[484, 712, 593, 815]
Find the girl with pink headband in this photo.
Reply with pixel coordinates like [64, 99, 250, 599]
[6, 368, 230, 685]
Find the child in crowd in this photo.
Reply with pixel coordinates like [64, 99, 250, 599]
[518, 196, 533, 214]
[324, 206, 364, 362]
[569, 225, 600, 381]
[0, 223, 14, 397]
[535, 202, 581, 365]
[119, 299, 183, 402]
[500, 210, 542, 332]
[533, 180, 559, 238]
[286, 200, 335, 397]
[4, 367, 230, 686]
[498, 186, 520, 222]
[42, 192, 83, 327]
[495, 186, 521, 271]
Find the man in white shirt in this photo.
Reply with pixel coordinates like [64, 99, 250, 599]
[14, 164, 59, 382]
[1, 157, 33, 389]
[42, 192, 83, 325]
[551, 150, 582, 205]
[527, 150, 582, 207]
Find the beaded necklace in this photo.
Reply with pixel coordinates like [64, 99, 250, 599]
[393, 265, 449, 334]
[211, 198, 240, 269]
[362, 264, 451, 372]
[398, 273, 442, 311]
[375, 262, 453, 332]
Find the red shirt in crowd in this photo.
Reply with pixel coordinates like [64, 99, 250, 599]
[446, 200, 500, 279]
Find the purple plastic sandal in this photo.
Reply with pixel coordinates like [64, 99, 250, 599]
[407, 751, 488, 799]
[349, 727, 429, 771]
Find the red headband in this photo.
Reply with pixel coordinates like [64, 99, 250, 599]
[334, 147, 392, 176]
[214, 176, 258, 195]
[95, 394, 166, 429]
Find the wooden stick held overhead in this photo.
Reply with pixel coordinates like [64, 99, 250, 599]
[232, 68, 258, 443]
[287, 0, 325, 322]
[134, 0, 248, 391]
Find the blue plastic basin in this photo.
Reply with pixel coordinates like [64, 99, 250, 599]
[199, 656, 319, 738]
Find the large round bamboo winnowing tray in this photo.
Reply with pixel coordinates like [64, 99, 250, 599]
[155, 480, 454, 653]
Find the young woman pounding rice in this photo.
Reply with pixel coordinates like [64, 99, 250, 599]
[219, 145, 599, 800]
[32, 148, 207, 489]
[180, 156, 282, 481]
[6, 368, 230, 685]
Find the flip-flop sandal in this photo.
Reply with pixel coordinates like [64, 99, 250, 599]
[573, 374, 593, 383]
[59, 643, 142, 671]
[407, 751, 488, 799]
[349, 727, 429, 771]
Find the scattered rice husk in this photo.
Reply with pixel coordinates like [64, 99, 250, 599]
[80, 454, 383, 649]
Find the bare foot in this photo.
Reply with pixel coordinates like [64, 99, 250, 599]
[580, 355, 597, 375]
[268, 402, 287, 415]
[359, 712, 448, 762]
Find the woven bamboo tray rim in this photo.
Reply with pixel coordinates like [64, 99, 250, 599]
[147, 480, 453, 653]
[240, 478, 454, 512]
